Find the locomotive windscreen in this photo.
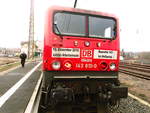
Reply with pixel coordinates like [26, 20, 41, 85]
[54, 13, 86, 36]
[89, 16, 116, 38]
[54, 12, 116, 39]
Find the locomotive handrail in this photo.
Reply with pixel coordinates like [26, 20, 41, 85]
[24, 72, 43, 113]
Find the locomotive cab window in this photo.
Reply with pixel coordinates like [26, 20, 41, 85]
[54, 12, 116, 39]
[54, 12, 86, 36]
[89, 16, 116, 39]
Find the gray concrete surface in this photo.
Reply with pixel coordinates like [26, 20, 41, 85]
[0, 62, 39, 96]
[0, 61, 42, 113]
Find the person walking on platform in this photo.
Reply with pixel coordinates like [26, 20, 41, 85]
[20, 52, 27, 67]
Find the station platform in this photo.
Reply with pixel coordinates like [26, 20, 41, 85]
[0, 61, 42, 113]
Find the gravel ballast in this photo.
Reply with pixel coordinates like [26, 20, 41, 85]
[109, 96, 150, 113]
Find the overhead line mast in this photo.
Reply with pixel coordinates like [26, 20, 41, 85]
[28, 0, 34, 58]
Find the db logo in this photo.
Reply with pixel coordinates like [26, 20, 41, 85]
[81, 50, 92, 58]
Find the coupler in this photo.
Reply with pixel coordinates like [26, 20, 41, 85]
[98, 85, 128, 103]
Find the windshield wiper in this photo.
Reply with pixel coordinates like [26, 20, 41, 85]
[113, 25, 117, 38]
[54, 22, 63, 39]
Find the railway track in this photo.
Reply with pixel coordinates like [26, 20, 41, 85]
[0, 61, 16, 66]
[119, 62, 150, 80]
[0, 57, 19, 66]
[39, 102, 109, 113]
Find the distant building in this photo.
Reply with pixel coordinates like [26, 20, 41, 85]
[0, 47, 20, 56]
[35, 40, 43, 57]
[20, 41, 28, 54]
[120, 56, 124, 61]
[20, 40, 43, 57]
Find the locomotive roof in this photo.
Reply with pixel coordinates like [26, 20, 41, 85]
[48, 6, 118, 20]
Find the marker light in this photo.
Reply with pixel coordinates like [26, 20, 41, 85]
[100, 62, 108, 71]
[85, 41, 90, 47]
[74, 41, 78, 46]
[110, 63, 116, 70]
[52, 61, 61, 70]
[63, 61, 72, 70]
[97, 42, 101, 47]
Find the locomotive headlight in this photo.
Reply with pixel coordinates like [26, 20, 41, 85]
[52, 61, 61, 70]
[110, 63, 116, 70]
[85, 41, 90, 47]
[74, 41, 78, 46]
[100, 62, 108, 71]
[97, 42, 101, 47]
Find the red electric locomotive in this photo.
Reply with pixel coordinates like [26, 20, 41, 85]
[42, 6, 127, 109]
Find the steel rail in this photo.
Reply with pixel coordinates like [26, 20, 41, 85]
[120, 62, 150, 69]
[119, 68, 150, 80]
[119, 62, 150, 80]
[120, 65, 150, 73]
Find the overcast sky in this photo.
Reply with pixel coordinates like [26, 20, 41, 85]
[0, 0, 150, 52]
[0, 0, 30, 48]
